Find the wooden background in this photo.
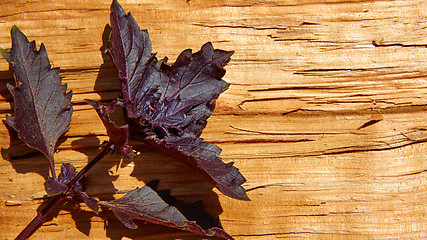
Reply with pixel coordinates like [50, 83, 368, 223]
[1, 0, 427, 239]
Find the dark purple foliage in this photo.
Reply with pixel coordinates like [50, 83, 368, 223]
[45, 163, 99, 213]
[3, 1, 245, 238]
[145, 180, 220, 230]
[85, 99, 133, 158]
[108, 0, 249, 201]
[99, 185, 234, 239]
[1, 26, 73, 176]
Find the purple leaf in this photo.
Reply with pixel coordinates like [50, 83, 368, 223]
[77, 191, 100, 214]
[85, 99, 133, 158]
[99, 186, 234, 239]
[44, 178, 68, 196]
[146, 180, 220, 230]
[57, 163, 84, 192]
[108, 0, 248, 201]
[1, 26, 73, 174]
[143, 135, 248, 200]
[44, 163, 82, 196]
[44, 163, 99, 213]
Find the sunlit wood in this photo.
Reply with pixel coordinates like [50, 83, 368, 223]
[1, 0, 427, 239]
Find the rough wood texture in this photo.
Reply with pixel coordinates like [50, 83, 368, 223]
[1, 0, 427, 239]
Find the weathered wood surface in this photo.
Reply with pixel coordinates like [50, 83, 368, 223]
[1, 0, 427, 239]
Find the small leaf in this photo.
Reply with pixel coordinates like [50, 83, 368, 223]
[99, 186, 233, 239]
[3, 25, 73, 171]
[44, 163, 99, 213]
[108, 0, 248, 201]
[44, 163, 83, 196]
[58, 163, 78, 182]
[85, 99, 133, 158]
[77, 191, 100, 214]
[44, 178, 68, 196]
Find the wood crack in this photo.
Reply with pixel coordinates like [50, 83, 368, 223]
[192, 23, 288, 31]
[372, 41, 427, 48]
[294, 66, 396, 75]
[234, 231, 350, 237]
[0, 8, 106, 19]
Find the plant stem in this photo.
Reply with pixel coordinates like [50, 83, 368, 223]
[15, 141, 113, 240]
[14, 194, 63, 240]
[48, 155, 57, 180]
[67, 141, 113, 187]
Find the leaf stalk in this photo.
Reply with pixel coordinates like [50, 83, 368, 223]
[15, 142, 113, 240]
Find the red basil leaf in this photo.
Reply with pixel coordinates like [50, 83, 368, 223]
[44, 163, 83, 195]
[77, 191, 100, 214]
[44, 163, 99, 213]
[99, 186, 233, 239]
[85, 99, 133, 158]
[146, 180, 222, 230]
[44, 178, 68, 196]
[2, 26, 73, 167]
[143, 134, 248, 200]
[108, 0, 248, 201]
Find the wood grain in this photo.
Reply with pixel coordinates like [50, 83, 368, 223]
[1, 0, 427, 239]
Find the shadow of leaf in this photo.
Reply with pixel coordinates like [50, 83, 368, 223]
[0, 68, 52, 179]
[94, 24, 121, 106]
[2, 24, 229, 240]
[35, 198, 96, 237]
[71, 136, 119, 201]
[101, 208, 224, 240]
[0, 66, 71, 179]
[129, 142, 224, 217]
[102, 180, 226, 240]
[90, 24, 226, 239]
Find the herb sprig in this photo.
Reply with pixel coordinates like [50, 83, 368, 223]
[2, 1, 248, 239]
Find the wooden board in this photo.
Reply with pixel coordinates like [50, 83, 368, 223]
[1, 0, 427, 239]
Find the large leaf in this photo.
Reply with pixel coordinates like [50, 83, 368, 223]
[145, 180, 219, 230]
[99, 185, 234, 239]
[108, 0, 248, 200]
[1, 26, 73, 171]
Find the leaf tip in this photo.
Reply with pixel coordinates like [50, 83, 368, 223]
[0, 47, 12, 61]
[201, 41, 214, 53]
[5, 82, 14, 91]
[11, 25, 20, 34]
[65, 90, 73, 101]
[85, 99, 101, 109]
[10, 25, 28, 44]
[222, 82, 230, 92]
[5, 114, 15, 128]
[110, 0, 124, 14]
[217, 184, 250, 201]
